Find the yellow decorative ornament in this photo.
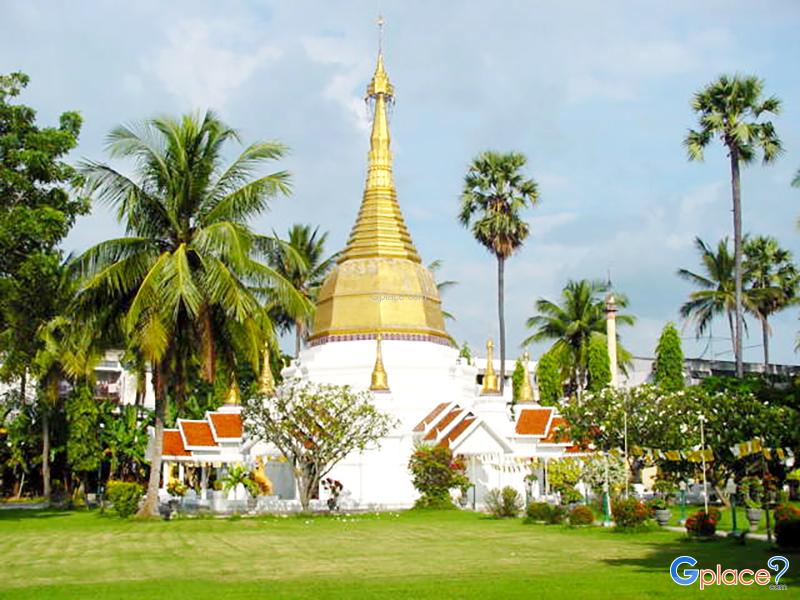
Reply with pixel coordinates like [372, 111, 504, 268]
[519, 351, 534, 403]
[258, 344, 276, 396]
[481, 339, 500, 395]
[309, 41, 451, 347]
[370, 334, 390, 392]
[225, 375, 241, 406]
[251, 457, 273, 496]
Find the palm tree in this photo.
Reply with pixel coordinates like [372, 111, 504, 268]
[744, 235, 798, 372]
[74, 112, 308, 516]
[459, 151, 539, 392]
[268, 224, 338, 356]
[685, 75, 782, 376]
[522, 279, 634, 394]
[678, 237, 762, 359]
[428, 259, 457, 321]
[793, 168, 800, 188]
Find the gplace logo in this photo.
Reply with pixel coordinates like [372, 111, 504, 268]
[670, 555, 790, 591]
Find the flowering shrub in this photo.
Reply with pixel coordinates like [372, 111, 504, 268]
[569, 505, 595, 526]
[408, 445, 469, 508]
[774, 503, 800, 523]
[485, 487, 523, 518]
[322, 478, 343, 511]
[106, 480, 142, 518]
[646, 497, 668, 513]
[612, 498, 650, 529]
[685, 509, 718, 537]
[166, 480, 187, 497]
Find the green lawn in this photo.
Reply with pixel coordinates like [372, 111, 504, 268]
[0, 508, 797, 599]
[665, 502, 800, 534]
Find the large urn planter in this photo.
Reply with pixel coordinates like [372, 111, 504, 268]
[210, 490, 226, 513]
[746, 508, 763, 530]
[654, 509, 672, 527]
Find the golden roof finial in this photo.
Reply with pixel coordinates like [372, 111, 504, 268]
[370, 334, 390, 392]
[518, 350, 534, 403]
[258, 343, 275, 396]
[481, 339, 500, 395]
[225, 373, 241, 406]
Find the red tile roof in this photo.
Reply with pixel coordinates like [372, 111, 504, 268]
[163, 430, 190, 457]
[515, 408, 553, 436]
[541, 416, 570, 444]
[180, 421, 218, 447]
[209, 413, 242, 439]
[424, 408, 461, 441]
[413, 403, 449, 432]
[439, 414, 476, 448]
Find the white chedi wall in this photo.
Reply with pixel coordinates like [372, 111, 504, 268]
[282, 339, 482, 508]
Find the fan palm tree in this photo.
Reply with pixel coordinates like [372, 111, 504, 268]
[678, 237, 762, 359]
[268, 224, 338, 356]
[522, 279, 634, 394]
[459, 151, 539, 392]
[685, 75, 782, 376]
[428, 259, 457, 321]
[744, 235, 798, 372]
[73, 112, 309, 516]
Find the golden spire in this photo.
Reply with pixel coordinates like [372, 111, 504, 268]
[370, 334, 390, 392]
[224, 374, 241, 406]
[481, 339, 500, 395]
[258, 343, 275, 396]
[519, 351, 534, 403]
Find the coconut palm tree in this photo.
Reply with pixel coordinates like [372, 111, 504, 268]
[459, 151, 539, 392]
[744, 235, 798, 372]
[268, 224, 338, 356]
[678, 237, 763, 359]
[428, 259, 457, 321]
[522, 279, 634, 394]
[74, 112, 309, 516]
[685, 75, 782, 376]
[793, 168, 800, 188]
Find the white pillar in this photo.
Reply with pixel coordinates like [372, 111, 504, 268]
[200, 465, 208, 501]
[177, 463, 185, 483]
[161, 461, 170, 490]
[605, 294, 618, 388]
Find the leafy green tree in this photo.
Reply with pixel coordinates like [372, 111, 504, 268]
[459, 151, 539, 392]
[511, 358, 525, 402]
[66, 385, 103, 502]
[546, 457, 583, 504]
[653, 322, 684, 391]
[793, 168, 800, 188]
[0, 72, 88, 398]
[268, 224, 338, 355]
[244, 379, 396, 511]
[744, 235, 798, 372]
[524, 279, 633, 394]
[74, 112, 309, 516]
[428, 259, 457, 321]
[685, 74, 782, 377]
[587, 334, 611, 393]
[536, 347, 563, 406]
[100, 403, 150, 481]
[678, 237, 763, 359]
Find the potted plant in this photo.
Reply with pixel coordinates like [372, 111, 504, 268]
[739, 476, 764, 529]
[647, 497, 671, 526]
[685, 508, 718, 539]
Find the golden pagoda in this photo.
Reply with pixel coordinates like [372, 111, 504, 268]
[309, 42, 451, 347]
[481, 339, 500, 395]
[518, 351, 534, 403]
[369, 335, 390, 392]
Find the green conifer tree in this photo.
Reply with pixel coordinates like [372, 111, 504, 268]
[587, 335, 611, 393]
[535, 348, 563, 406]
[653, 322, 684, 391]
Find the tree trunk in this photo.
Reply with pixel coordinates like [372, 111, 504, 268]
[761, 316, 770, 376]
[497, 256, 506, 394]
[297, 462, 317, 512]
[138, 363, 166, 517]
[730, 149, 744, 378]
[42, 407, 51, 503]
[727, 310, 737, 362]
[295, 319, 304, 357]
[19, 369, 26, 402]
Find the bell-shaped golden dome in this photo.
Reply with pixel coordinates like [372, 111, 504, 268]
[309, 50, 451, 347]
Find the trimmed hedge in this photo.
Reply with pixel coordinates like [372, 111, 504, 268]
[525, 502, 566, 525]
[569, 504, 595, 526]
[106, 481, 142, 518]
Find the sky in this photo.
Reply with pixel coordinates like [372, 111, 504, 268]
[2, 0, 800, 363]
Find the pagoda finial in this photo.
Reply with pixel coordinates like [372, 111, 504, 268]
[377, 14, 385, 54]
[225, 373, 241, 406]
[370, 334, 390, 392]
[481, 339, 500, 395]
[258, 343, 276, 396]
[518, 350, 534, 403]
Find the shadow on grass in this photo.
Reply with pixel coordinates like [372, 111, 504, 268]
[601, 533, 800, 587]
[0, 507, 78, 522]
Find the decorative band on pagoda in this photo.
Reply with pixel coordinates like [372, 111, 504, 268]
[308, 332, 454, 347]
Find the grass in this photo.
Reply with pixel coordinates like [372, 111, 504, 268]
[665, 502, 800, 534]
[0, 508, 797, 599]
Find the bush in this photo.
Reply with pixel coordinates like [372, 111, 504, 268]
[774, 504, 800, 523]
[569, 504, 595, 526]
[106, 481, 142, 518]
[685, 509, 717, 537]
[775, 515, 800, 549]
[646, 497, 668, 512]
[413, 495, 457, 510]
[612, 498, 650, 529]
[485, 486, 523, 518]
[408, 445, 468, 508]
[525, 501, 566, 524]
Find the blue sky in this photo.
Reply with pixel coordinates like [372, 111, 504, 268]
[2, 1, 800, 363]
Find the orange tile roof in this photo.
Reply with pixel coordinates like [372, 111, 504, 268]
[413, 402, 449, 432]
[514, 408, 553, 436]
[163, 430, 190, 457]
[424, 408, 461, 441]
[180, 421, 218, 447]
[439, 414, 476, 448]
[541, 416, 571, 444]
[209, 413, 242, 439]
